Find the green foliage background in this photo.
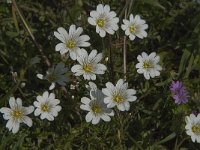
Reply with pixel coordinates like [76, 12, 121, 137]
[0, 0, 200, 149]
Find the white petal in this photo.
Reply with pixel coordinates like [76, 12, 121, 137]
[41, 113, 47, 120]
[105, 82, 115, 91]
[137, 68, 145, 74]
[0, 107, 11, 114]
[9, 97, 16, 109]
[55, 43, 66, 52]
[46, 114, 54, 121]
[121, 24, 127, 31]
[57, 27, 68, 39]
[130, 14, 134, 22]
[81, 97, 91, 104]
[88, 17, 96, 26]
[24, 106, 34, 115]
[88, 50, 97, 61]
[116, 79, 124, 88]
[137, 55, 143, 62]
[69, 51, 77, 60]
[80, 104, 90, 111]
[6, 119, 14, 131]
[49, 99, 60, 106]
[141, 52, 148, 59]
[90, 11, 98, 18]
[149, 52, 156, 59]
[144, 72, 150, 80]
[43, 91, 49, 100]
[49, 82, 56, 90]
[54, 31, 65, 43]
[124, 102, 130, 111]
[127, 96, 137, 102]
[16, 98, 22, 106]
[97, 4, 104, 13]
[22, 116, 32, 127]
[117, 103, 125, 111]
[92, 116, 100, 124]
[99, 29, 106, 37]
[126, 89, 136, 95]
[104, 5, 110, 13]
[12, 122, 20, 134]
[69, 24, 76, 36]
[55, 106, 62, 112]
[101, 114, 111, 122]
[49, 93, 55, 100]
[85, 112, 93, 122]
[104, 97, 111, 104]
[36, 96, 44, 103]
[36, 74, 44, 79]
[107, 102, 116, 108]
[129, 34, 136, 41]
[34, 108, 41, 116]
[71, 65, 82, 74]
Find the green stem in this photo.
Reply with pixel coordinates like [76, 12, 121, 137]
[12, 0, 51, 67]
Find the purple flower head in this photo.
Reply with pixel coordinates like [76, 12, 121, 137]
[170, 81, 186, 94]
[170, 81, 189, 105]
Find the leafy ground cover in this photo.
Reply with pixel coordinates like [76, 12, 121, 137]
[0, 0, 200, 149]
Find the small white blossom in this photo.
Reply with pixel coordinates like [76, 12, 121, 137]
[121, 14, 148, 40]
[88, 4, 119, 37]
[185, 114, 200, 143]
[136, 52, 162, 80]
[37, 62, 69, 90]
[102, 79, 137, 111]
[33, 91, 62, 121]
[71, 49, 107, 80]
[54, 25, 90, 60]
[80, 83, 114, 124]
[0, 97, 34, 134]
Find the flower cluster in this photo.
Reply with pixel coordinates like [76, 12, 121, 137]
[170, 81, 189, 104]
[0, 91, 61, 133]
[80, 80, 137, 124]
[1, 4, 193, 147]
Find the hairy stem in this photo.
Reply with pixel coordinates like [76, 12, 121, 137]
[123, 8, 127, 80]
[109, 35, 114, 82]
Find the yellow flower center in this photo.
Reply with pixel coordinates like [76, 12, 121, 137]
[96, 18, 105, 28]
[113, 94, 124, 103]
[91, 104, 102, 114]
[192, 125, 200, 134]
[143, 61, 152, 69]
[41, 103, 50, 112]
[47, 74, 57, 82]
[129, 25, 136, 33]
[66, 40, 75, 49]
[83, 64, 93, 73]
[12, 109, 22, 119]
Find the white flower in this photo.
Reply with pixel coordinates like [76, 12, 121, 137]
[121, 14, 148, 41]
[88, 4, 119, 37]
[80, 83, 114, 124]
[71, 49, 107, 80]
[54, 25, 90, 60]
[37, 62, 69, 90]
[0, 97, 34, 134]
[102, 79, 137, 111]
[33, 91, 62, 121]
[185, 114, 200, 143]
[136, 52, 162, 80]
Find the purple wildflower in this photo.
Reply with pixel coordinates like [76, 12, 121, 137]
[170, 81, 189, 105]
[170, 81, 186, 94]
